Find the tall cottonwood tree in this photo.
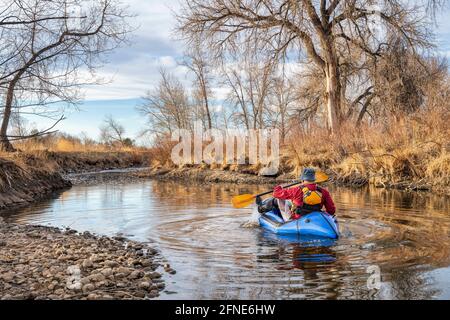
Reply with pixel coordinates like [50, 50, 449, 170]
[0, 0, 131, 151]
[183, 41, 214, 130]
[178, 0, 441, 134]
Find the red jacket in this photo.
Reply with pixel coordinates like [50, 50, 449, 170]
[273, 184, 336, 215]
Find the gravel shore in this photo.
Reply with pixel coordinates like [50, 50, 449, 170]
[0, 218, 175, 300]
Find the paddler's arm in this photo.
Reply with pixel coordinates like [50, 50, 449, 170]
[321, 188, 336, 215]
[273, 186, 303, 207]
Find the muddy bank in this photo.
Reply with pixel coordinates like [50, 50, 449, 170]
[0, 157, 71, 211]
[0, 218, 172, 300]
[138, 167, 288, 184]
[40, 152, 149, 174]
[0, 151, 151, 211]
[67, 168, 151, 186]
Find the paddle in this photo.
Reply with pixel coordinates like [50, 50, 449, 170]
[231, 171, 329, 209]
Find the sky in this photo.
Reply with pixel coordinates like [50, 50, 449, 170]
[26, 0, 450, 143]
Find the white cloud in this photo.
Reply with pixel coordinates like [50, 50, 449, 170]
[159, 56, 177, 68]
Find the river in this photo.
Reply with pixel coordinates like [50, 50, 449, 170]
[2, 179, 450, 299]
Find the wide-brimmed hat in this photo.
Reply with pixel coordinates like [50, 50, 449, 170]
[300, 168, 316, 182]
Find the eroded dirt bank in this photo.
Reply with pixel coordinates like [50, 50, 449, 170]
[0, 151, 150, 211]
[0, 219, 172, 300]
[0, 157, 70, 211]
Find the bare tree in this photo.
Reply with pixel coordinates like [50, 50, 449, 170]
[99, 115, 132, 147]
[222, 52, 275, 130]
[139, 68, 193, 136]
[268, 75, 298, 143]
[178, 0, 442, 134]
[183, 40, 214, 130]
[0, 0, 131, 151]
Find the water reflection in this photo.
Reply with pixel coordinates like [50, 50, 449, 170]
[1, 180, 449, 299]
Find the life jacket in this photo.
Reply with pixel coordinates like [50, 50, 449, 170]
[300, 185, 323, 213]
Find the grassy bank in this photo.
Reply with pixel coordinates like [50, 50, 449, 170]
[144, 107, 449, 194]
[282, 109, 449, 194]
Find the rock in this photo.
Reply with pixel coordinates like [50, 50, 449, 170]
[138, 282, 150, 290]
[67, 281, 82, 291]
[82, 284, 95, 293]
[91, 255, 104, 263]
[94, 281, 107, 289]
[104, 260, 119, 268]
[2, 272, 14, 282]
[114, 273, 126, 279]
[113, 236, 126, 242]
[87, 273, 106, 283]
[131, 259, 142, 266]
[129, 270, 143, 279]
[82, 259, 93, 269]
[141, 259, 152, 267]
[115, 267, 131, 276]
[54, 289, 65, 296]
[100, 268, 113, 277]
[148, 272, 161, 279]
[156, 282, 165, 290]
[1, 294, 12, 300]
[0, 240, 6, 247]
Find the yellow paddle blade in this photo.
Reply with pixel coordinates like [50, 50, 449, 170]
[231, 194, 256, 209]
[316, 171, 329, 183]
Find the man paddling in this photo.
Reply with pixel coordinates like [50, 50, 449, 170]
[272, 168, 336, 221]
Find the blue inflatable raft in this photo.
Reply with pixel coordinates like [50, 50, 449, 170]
[259, 211, 340, 239]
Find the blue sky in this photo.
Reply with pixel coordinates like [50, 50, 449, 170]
[27, 0, 450, 143]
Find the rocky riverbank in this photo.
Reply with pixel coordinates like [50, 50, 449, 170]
[0, 219, 174, 300]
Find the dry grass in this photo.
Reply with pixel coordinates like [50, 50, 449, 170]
[144, 107, 449, 192]
[0, 135, 153, 178]
[14, 136, 141, 153]
[284, 107, 449, 190]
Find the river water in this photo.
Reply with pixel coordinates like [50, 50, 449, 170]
[2, 179, 450, 299]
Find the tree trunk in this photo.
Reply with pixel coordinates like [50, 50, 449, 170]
[324, 61, 341, 134]
[0, 80, 17, 152]
[202, 88, 212, 130]
[199, 74, 212, 130]
[356, 95, 374, 127]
